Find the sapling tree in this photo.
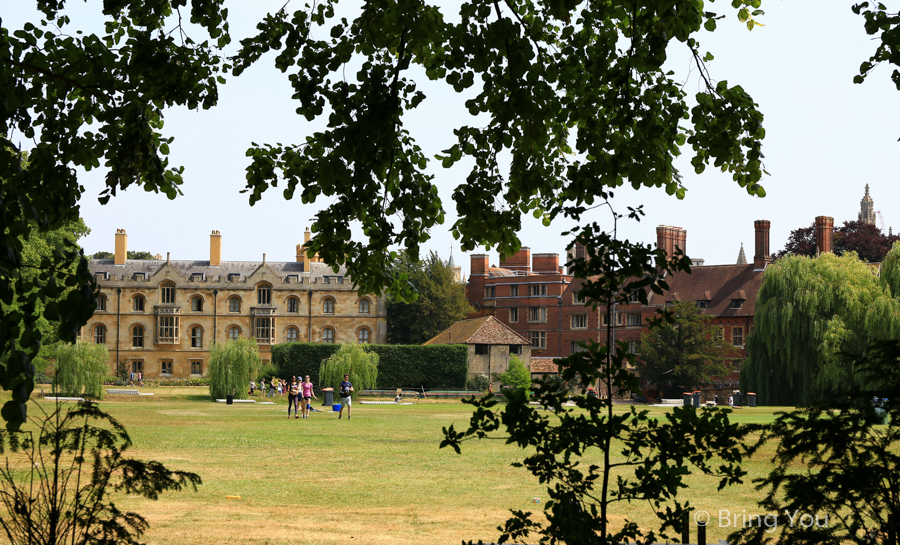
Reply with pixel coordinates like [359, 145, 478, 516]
[497, 356, 531, 390]
[208, 337, 262, 400]
[319, 343, 379, 399]
[0, 401, 201, 545]
[47, 341, 109, 399]
[442, 218, 749, 544]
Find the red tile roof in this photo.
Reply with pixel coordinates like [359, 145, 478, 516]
[424, 316, 530, 346]
[529, 358, 559, 374]
[649, 264, 765, 316]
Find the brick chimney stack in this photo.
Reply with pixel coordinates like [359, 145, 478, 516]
[753, 220, 770, 269]
[815, 216, 834, 255]
[499, 248, 531, 272]
[210, 230, 222, 266]
[114, 229, 127, 265]
[656, 225, 687, 257]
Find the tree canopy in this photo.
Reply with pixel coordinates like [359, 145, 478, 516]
[742, 248, 900, 406]
[90, 251, 156, 260]
[775, 220, 900, 263]
[637, 300, 732, 395]
[386, 251, 472, 344]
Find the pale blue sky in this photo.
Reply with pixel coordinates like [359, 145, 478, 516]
[6, 1, 899, 279]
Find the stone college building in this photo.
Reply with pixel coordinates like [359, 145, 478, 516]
[85, 229, 387, 378]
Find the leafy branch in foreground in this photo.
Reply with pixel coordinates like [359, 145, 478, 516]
[0, 401, 201, 545]
[731, 340, 900, 545]
[441, 222, 748, 544]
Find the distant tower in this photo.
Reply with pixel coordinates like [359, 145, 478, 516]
[859, 184, 877, 226]
[448, 248, 463, 283]
[736, 243, 747, 265]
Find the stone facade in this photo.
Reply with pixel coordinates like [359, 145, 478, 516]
[85, 230, 387, 378]
[424, 316, 531, 384]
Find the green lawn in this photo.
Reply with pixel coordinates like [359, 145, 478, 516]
[14, 389, 797, 545]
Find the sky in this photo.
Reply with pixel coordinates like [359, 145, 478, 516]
[6, 1, 900, 280]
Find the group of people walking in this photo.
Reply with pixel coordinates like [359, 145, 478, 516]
[248, 374, 355, 420]
[287, 375, 318, 419]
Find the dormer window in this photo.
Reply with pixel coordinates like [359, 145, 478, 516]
[697, 300, 710, 310]
[730, 299, 744, 309]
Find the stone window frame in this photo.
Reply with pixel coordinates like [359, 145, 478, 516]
[530, 284, 547, 297]
[189, 360, 203, 375]
[257, 282, 273, 305]
[527, 307, 547, 323]
[285, 326, 300, 343]
[358, 298, 370, 314]
[156, 315, 179, 344]
[509, 308, 518, 323]
[190, 325, 203, 349]
[228, 296, 242, 313]
[97, 293, 107, 312]
[131, 359, 144, 374]
[484, 286, 496, 299]
[133, 294, 146, 312]
[287, 296, 300, 313]
[132, 324, 144, 348]
[509, 344, 522, 355]
[227, 325, 241, 341]
[93, 324, 106, 344]
[509, 285, 519, 297]
[530, 331, 546, 349]
[357, 327, 370, 344]
[190, 295, 204, 312]
[321, 326, 335, 343]
[474, 344, 489, 355]
[626, 313, 642, 327]
[732, 326, 744, 348]
[159, 281, 176, 304]
[571, 314, 588, 329]
[571, 341, 588, 354]
[254, 317, 275, 344]
[323, 297, 336, 314]
[160, 360, 173, 376]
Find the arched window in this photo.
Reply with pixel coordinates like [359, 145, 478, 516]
[94, 324, 106, 344]
[322, 327, 335, 343]
[160, 281, 176, 304]
[133, 295, 145, 312]
[228, 326, 241, 341]
[358, 298, 370, 314]
[257, 283, 272, 305]
[323, 297, 335, 314]
[97, 294, 107, 311]
[287, 296, 299, 313]
[285, 327, 299, 343]
[358, 328, 370, 344]
[191, 326, 203, 348]
[191, 296, 203, 312]
[132, 325, 144, 348]
[228, 297, 241, 313]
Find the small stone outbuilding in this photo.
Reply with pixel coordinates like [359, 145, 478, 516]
[424, 316, 531, 383]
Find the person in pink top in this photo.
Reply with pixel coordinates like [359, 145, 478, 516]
[301, 376, 317, 419]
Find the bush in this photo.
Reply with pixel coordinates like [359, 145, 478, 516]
[498, 356, 531, 390]
[272, 343, 468, 390]
[319, 343, 379, 399]
[465, 374, 491, 392]
[257, 363, 279, 383]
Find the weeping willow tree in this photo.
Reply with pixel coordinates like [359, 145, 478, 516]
[49, 341, 109, 398]
[208, 337, 262, 400]
[742, 251, 900, 406]
[319, 343, 378, 399]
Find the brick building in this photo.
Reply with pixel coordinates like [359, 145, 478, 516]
[85, 229, 387, 379]
[465, 220, 775, 380]
[424, 316, 531, 382]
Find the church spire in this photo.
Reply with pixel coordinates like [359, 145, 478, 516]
[736, 243, 747, 265]
[859, 184, 876, 226]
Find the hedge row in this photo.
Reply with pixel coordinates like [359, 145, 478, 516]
[270, 343, 468, 389]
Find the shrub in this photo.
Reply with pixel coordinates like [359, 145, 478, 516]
[465, 374, 491, 392]
[498, 356, 531, 390]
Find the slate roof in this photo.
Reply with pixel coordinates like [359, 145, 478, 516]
[424, 316, 530, 346]
[648, 264, 765, 317]
[89, 259, 346, 279]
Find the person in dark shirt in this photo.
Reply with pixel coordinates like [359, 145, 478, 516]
[339, 373, 354, 420]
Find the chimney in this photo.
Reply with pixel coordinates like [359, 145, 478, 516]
[114, 229, 127, 265]
[471, 253, 489, 276]
[210, 230, 222, 266]
[815, 216, 834, 255]
[656, 225, 686, 258]
[499, 247, 531, 272]
[753, 220, 770, 269]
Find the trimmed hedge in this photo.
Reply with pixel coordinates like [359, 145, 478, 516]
[271, 343, 468, 389]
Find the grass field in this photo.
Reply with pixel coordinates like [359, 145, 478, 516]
[10, 390, 797, 545]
